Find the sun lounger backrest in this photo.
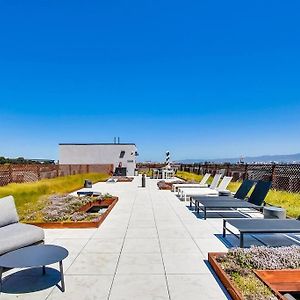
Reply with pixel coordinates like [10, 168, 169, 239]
[217, 176, 232, 190]
[248, 180, 272, 206]
[234, 179, 255, 200]
[199, 173, 210, 185]
[210, 174, 222, 189]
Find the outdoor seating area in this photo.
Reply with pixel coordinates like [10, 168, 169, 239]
[0, 174, 300, 299]
[167, 172, 300, 299]
[0, 195, 45, 256]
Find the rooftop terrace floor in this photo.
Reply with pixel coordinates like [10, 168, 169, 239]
[2, 176, 299, 299]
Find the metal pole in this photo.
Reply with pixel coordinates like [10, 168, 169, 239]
[59, 261, 65, 292]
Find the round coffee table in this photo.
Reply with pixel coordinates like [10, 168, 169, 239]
[0, 245, 68, 293]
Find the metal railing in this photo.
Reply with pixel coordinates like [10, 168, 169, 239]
[179, 163, 300, 193]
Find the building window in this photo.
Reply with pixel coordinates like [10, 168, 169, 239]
[119, 151, 125, 158]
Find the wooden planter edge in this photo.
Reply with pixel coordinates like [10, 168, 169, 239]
[254, 270, 300, 300]
[24, 197, 118, 229]
[208, 252, 244, 300]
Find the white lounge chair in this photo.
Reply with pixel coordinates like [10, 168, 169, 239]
[180, 176, 233, 201]
[171, 173, 211, 192]
[177, 173, 221, 196]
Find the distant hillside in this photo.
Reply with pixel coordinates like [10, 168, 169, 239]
[178, 153, 300, 164]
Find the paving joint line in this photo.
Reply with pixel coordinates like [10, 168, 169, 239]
[107, 181, 138, 300]
[148, 180, 172, 300]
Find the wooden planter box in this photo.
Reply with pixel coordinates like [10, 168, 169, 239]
[208, 252, 244, 300]
[255, 269, 300, 300]
[209, 253, 300, 300]
[26, 197, 118, 229]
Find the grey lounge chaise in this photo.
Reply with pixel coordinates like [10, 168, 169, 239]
[0, 195, 44, 256]
[190, 179, 255, 209]
[193, 180, 272, 219]
[223, 218, 300, 247]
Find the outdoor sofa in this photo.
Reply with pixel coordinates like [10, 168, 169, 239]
[0, 195, 44, 256]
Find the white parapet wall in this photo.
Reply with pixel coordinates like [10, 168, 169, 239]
[59, 143, 137, 176]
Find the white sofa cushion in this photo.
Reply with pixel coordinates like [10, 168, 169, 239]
[0, 223, 44, 255]
[0, 195, 19, 227]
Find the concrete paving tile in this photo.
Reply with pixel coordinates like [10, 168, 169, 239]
[163, 253, 210, 274]
[194, 238, 229, 257]
[93, 228, 127, 239]
[83, 238, 124, 253]
[160, 238, 201, 254]
[117, 253, 164, 274]
[122, 238, 160, 253]
[158, 227, 190, 239]
[60, 229, 97, 239]
[126, 227, 158, 239]
[109, 274, 169, 300]
[47, 275, 114, 300]
[155, 221, 183, 228]
[128, 219, 156, 228]
[167, 274, 229, 300]
[51, 238, 89, 255]
[67, 253, 119, 275]
[187, 226, 217, 239]
[130, 213, 155, 222]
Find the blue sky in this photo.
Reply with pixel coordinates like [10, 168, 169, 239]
[1, 0, 300, 162]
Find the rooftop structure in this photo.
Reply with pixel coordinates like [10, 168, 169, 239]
[59, 143, 138, 176]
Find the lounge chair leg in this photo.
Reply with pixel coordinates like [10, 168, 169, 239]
[223, 220, 226, 238]
[240, 233, 244, 248]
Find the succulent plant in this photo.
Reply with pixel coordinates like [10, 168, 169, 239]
[222, 245, 300, 270]
[39, 193, 107, 222]
[217, 245, 300, 300]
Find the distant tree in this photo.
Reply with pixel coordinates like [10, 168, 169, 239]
[0, 156, 55, 164]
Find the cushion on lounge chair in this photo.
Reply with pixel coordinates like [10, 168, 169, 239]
[0, 223, 45, 255]
[0, 195, 19, 227]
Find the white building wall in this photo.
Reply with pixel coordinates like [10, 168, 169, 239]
[59, 144, 137, 176]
